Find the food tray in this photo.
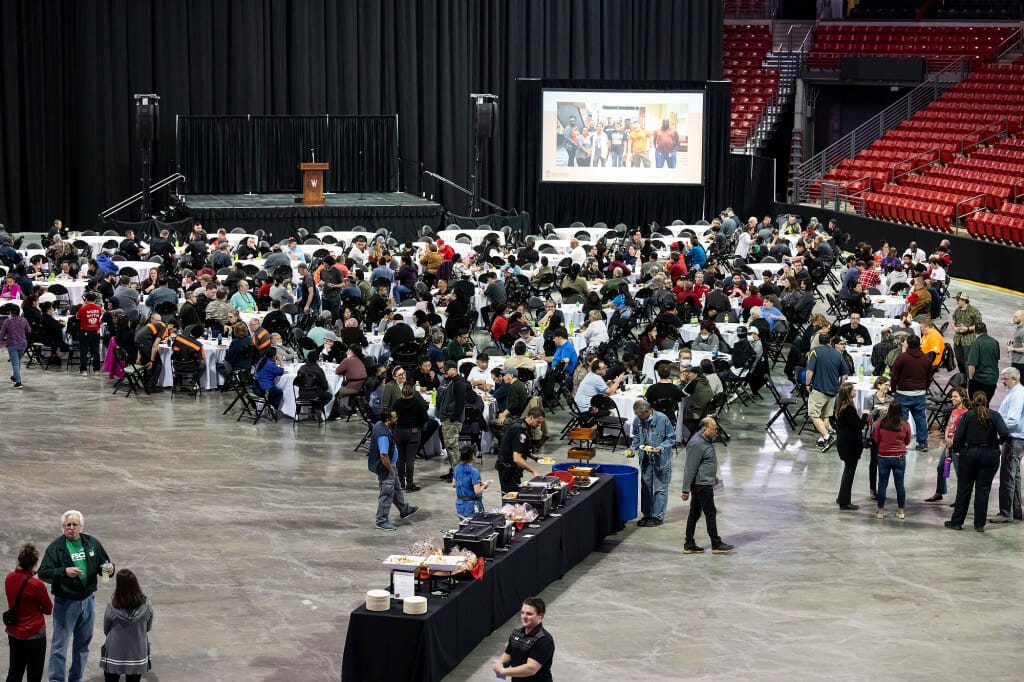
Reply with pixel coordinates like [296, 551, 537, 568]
[425, 555, 469, 572]
[573, 476, 600, 488]
[383, 555, 426, 571]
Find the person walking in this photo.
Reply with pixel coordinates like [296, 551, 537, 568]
[680, 418, 733, 554]
[99, 569, 153, 682]
[369, 409, 419, 531]
[951, 294, 982, 375]
[834, 383, 863, 511]
[37, 510, 114, 682]
[891, 335, 932, 451]
[631, 399, 676, 527]
[989, 368, 1024, 524]
[5, 543, 53, 682]
[873, 401, 911, 519]
[0, 304, 31, 389]
[804, 333, 845, 451]
[392, 382, 428, 493]
[925, 387, 969, 503]
[946, 392, 1009, 532]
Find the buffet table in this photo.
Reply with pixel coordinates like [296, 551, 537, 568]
[340, 475, 621, 682]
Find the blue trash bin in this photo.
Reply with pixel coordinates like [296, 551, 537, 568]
[553, 462, 638, 523]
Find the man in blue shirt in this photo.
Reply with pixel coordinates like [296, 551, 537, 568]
[370, 257, 395, 286]
[687, 241, 706, 271]
[761, 296, 787, 333]
[991, 367, 1024, 523]
[805, 334, 846, 451]
[340, 277, 362, 301]
[575, 358, 626, 422]
[286, 237, 307, 262]
[631, 398, 676, 527]
[371, 409, 419, 531]
[542, 329, 577, 401]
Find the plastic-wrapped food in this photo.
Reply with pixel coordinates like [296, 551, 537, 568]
[499, 503, 538, 523]
[408, 538, 443, 558]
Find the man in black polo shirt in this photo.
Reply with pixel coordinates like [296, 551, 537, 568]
[492, 596, 555, 682]
[496, 407, 545, 493]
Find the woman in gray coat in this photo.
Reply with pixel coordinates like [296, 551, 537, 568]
[100, 569, 153, 682]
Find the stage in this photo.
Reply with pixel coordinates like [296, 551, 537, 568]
[180, 192, 443, 242]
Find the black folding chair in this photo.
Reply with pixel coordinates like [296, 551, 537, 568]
[111, 346, 147, 397]
[292, 372, 326, 427]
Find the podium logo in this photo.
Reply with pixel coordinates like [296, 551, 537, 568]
[311, 178, 318, 189]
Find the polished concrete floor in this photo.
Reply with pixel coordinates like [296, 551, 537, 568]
[2, 277, 1023, 681]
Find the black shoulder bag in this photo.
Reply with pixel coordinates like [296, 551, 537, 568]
[2, 575, 32, 626]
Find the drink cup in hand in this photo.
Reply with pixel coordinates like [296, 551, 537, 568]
[101, 563, 112, 583]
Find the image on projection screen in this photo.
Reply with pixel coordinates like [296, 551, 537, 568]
[540, 89, 705, 185]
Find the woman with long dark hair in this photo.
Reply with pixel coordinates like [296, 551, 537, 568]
[834, 383, 863, 510]
[5, 543, 52, 682]
[925, 386, 969, 503]
[393, 382, 429, 492]
[946, 391, 1009, 531]
[100, 569, 153, 682]
[873, 399, 911, 519]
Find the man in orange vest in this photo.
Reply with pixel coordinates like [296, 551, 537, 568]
[249, 317, 272, 351]
[134, 314, 176, 393]
[171, 324, 206, 391]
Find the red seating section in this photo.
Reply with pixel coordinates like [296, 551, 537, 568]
[808, 61, 1024, 244]
[723, 24, 779, 149]
[808, 24, 1015, 70]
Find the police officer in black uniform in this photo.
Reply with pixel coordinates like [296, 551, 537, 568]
[492, 596, 555, 681]
[496, 407, 546, 493]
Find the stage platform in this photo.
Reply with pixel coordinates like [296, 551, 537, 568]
[181, 192, 443, 242]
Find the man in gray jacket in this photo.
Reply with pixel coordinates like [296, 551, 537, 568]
[681, 418, 733, 554]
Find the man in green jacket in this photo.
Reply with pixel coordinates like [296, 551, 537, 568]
[952, 293, 983, 375]
[37, 510, 114, 682]
[967, 321, 1001, 401]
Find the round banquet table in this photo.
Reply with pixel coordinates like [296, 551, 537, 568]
[640, 349, 732, 382]
[869, 295, 909, 318]
[847, 375, 916, 437]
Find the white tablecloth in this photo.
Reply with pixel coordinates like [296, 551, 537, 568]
[552, 227, 609, 242]
[154, 339, 228, 390]
[744, 262, 787, 280]
[50, 280, 89, 305]
[840, 318, 919, 345]
[659, 224, 715, 238]
[679, 322, 743, 348]
[436, 229, 504, 247]
[640, 349, 732, 381]
[275, 361, 344, 418]
[870, 295, 908, 318]
[319, 231, 375, 246]
[845, 345, 874, 377]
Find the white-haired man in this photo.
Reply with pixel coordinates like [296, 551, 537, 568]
[37, 510, 114, 682]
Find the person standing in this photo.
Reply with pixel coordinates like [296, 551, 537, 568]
[966, 322, 1001, 401]
[631, 399, 676, 528]
[37, 510, 114, 682]
[834, 383, 863, 511]
[951, 294, 982, 375]
[947, 392, 1009, 532]
[436, 361, 467, 481]
[873, 401, 911, 520]
[1007, 309, 1024, 377]
[989, 368, 1024, 524]
[99, 569, 153, 682]
[925, 387, 969, 503]
[680, 418, 733, 553]
[370, 409, 419, 531]
[5, 543, 53, 682]
[392, 382, 428, 493]
[0, 304, 31, 389]
[805, 333, 845, 451]
[496, 408, 545, 493]
[863, 377, 894, 500]
[890, 335, 933, 451]
[453, 445, 490, 518]
[491, 596, 555, 682]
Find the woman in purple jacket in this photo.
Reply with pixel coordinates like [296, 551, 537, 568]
[0, 304, 31, 388]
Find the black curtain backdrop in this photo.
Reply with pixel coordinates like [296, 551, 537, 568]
[725, 154, 777, 221]
[175, 116, 252, 194]
[0, 0, 723, 232]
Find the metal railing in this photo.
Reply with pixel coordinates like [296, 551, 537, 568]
[961, 119, 1008, 154]
[99, 172, 185, 220]
[793, 57, 969, 203]
[891, 148, 942, 182]
[956, 194, 987, 227]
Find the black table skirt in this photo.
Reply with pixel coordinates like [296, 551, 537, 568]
[341, 475, 621, 682]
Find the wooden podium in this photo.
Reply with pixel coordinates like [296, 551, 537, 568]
[299, 162, 329, 205]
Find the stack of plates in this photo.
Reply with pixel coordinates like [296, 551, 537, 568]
[366, 589, 390, 611]
[403, 596, 428, 615]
